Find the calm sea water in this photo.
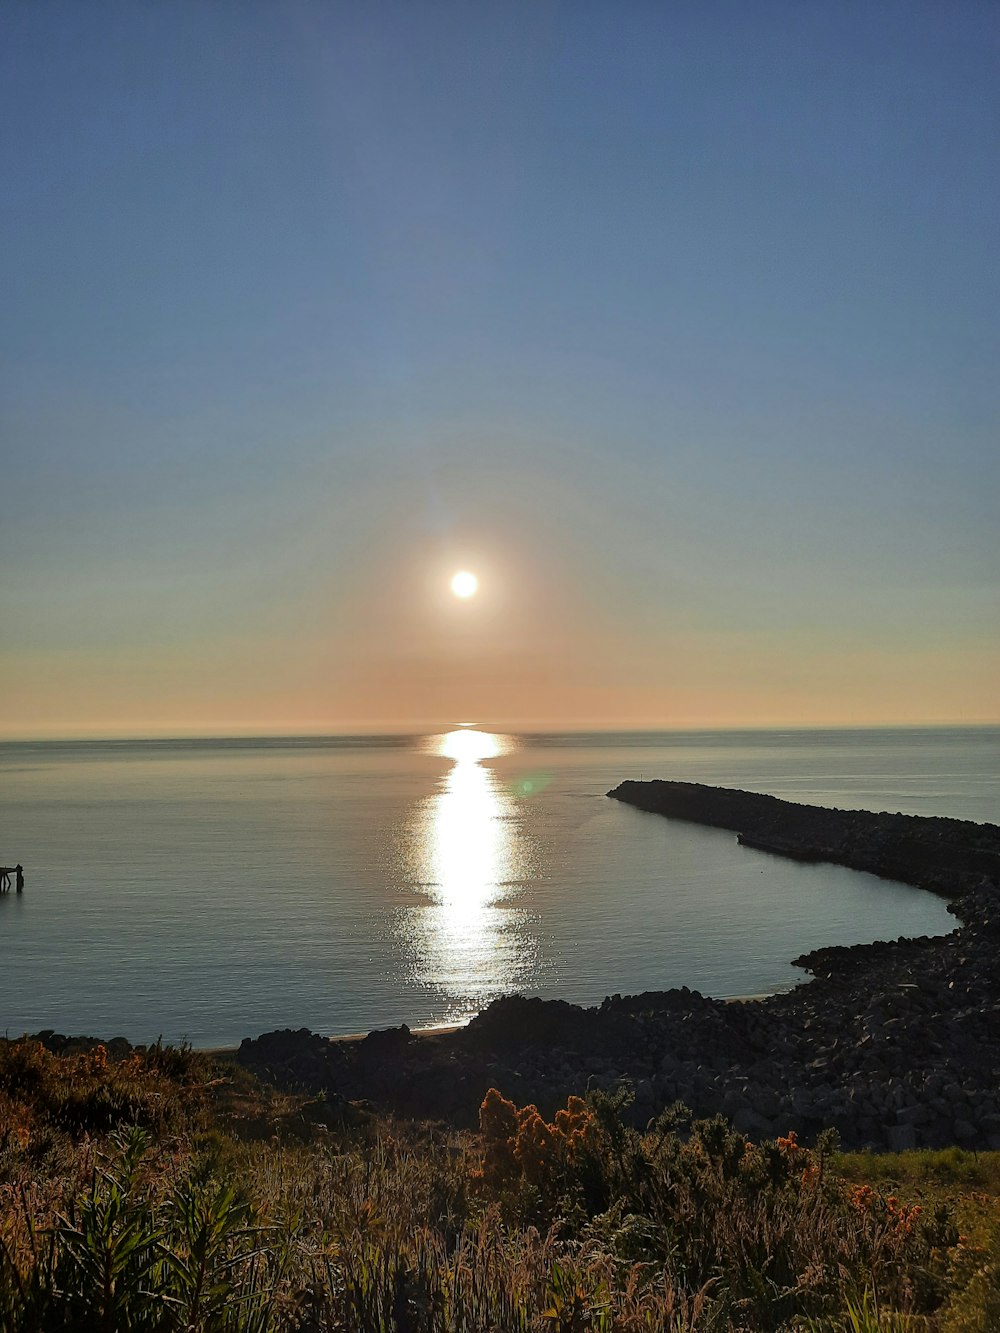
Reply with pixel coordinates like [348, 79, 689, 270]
[0, 727, 996, 1047]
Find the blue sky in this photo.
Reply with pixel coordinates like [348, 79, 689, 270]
[2, 2, 997, 734]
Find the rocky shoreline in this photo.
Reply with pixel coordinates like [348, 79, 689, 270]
[29, 783, 1000, 1151]
[230, 783, 1000, 1150]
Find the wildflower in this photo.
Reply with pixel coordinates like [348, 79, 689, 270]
[849, 1184, 876, 1212]
[886, 1196, 922, 1235]
[77, 1043, 109, 1075]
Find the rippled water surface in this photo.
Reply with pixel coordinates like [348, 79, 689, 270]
[0, 727, 995, 1046]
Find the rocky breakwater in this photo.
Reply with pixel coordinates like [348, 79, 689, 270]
[237, 784, 1000, 1150]
[607, 779, 1000, 898]
[603, 781, 1000, 1148]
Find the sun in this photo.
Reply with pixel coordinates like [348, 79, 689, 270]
[450, 570, 478, 599]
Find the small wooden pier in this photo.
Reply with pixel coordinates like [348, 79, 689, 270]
[0, 865, 23, 893]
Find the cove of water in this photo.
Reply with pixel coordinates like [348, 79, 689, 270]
[0, 727, 994, 1047]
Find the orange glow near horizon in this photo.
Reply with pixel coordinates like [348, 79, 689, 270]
[0, 542, 997, 739]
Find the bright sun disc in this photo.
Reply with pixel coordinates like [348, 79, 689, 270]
[451, 570, 478, 599]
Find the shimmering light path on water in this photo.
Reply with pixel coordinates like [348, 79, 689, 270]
[403, 729, 538, 1013]
[0, 728, 995, 1046]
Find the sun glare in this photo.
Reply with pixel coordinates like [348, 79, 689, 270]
[451, 570, 478, 599]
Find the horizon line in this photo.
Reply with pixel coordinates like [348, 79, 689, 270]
[2, 719, 998, 745]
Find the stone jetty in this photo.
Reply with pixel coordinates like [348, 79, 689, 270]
[608, 779, 1000, 898]
[236, 782, 998, 1148]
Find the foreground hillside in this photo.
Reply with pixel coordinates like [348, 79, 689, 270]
[2, 1037, 1000, 1331]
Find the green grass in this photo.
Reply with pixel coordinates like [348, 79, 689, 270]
[833, 1147, 1000, 1194]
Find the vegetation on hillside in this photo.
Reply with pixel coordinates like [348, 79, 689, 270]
[1, 1038, 998, 1332]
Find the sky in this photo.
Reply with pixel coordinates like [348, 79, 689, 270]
[1, 1, 997, 737]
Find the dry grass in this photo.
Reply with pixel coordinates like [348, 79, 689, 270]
[0, 1038, 998, 1332]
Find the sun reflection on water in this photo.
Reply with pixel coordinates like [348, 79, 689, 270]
[403, 729, 535, 1023]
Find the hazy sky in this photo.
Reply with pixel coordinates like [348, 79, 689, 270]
[2, 2, 997, 736]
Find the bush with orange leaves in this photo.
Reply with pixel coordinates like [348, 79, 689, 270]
[0, 1035, 208, 1149]
[479, 1088, 600, 1202]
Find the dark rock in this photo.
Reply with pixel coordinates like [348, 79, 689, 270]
[358, 1025, 412, 1062]
[886, 1125, 917, 1151]
[463, 996, 595, 1052]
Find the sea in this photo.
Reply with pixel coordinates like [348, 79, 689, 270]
[0, 727, 996, 1048]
